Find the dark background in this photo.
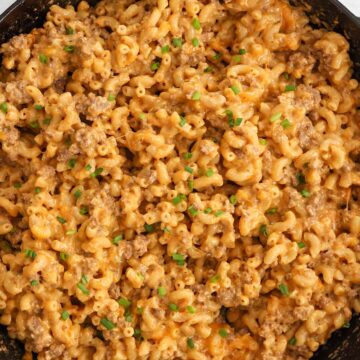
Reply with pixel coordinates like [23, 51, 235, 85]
[0, 0, 359, 359]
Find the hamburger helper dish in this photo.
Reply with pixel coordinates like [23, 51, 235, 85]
[0, 0, 360, 359]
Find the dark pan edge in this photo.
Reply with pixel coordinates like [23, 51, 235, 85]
[0, 0, 360, 359]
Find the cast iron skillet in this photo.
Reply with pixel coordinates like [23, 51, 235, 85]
[0, 0, 359, 359]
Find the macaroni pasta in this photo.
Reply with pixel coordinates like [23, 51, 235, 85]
[0, 0, 359, 359]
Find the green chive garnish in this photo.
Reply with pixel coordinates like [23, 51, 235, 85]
[64, 45, 75, 53]
[230, 85, 240, 95]
[285, 84, 296, 92]
[192, 38, 199, 47]
[191, 91, 201, 101]
[172, 253, 185, 266]
[279, 283, 290, 296]
[172, 38, 183, 48]
[168, 303, 179, 312]
[100, 317, 116, 330]
[39, 54, 49, 64]
[219, 328, 228, 338]
[112, 235, 123, 245]
[57, 216, 66, 224]
[61, 310, 70, 320]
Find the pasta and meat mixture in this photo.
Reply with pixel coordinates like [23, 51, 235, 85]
[0, 0, 360, 359]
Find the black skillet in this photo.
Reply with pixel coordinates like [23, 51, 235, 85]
[0, 0, 359, 359]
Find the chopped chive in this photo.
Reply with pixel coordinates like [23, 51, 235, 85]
[172, 253, 185, 266]
[133, 328, 142, 339]
[183, 152, 192, 160]
[191, 91, 201, 101]
[259, 138, 268, 145]
[43, 117, 51, 125]
[79, 206, 89, 216]
[235, 117, 242, 126]
[186, 306, 196, 314]
[233, 55, 241, 63]
[150, 61, 160, 71]
[57, 216, 66, 224]
[139, 113, 146, 120]
[81, 275, 88, 284]
[185, 166, 193, 174]
[14, 182, 22, 189]
[210, 274, 220, 283]
[118, 298, 131, 308]
[279, 283, 290, 296]
[108, 94, 116, 101]
[100, 318, 116, 330]
[204, 66, 214, 73]
[64, 45, 75, 53]
[74, 189, 82, 199]
[281, 119, 292, 129]
[204, 207, 212, 214]
[283, 72, 290, 80]
[192, 38, 199, 47]
[187, 337, 195, 349]
[34, 104, 44, 110]
[161, 45, 170, 53]
[179, 116, 186, 127]
[285, 84, 296, 92]
[90, 167, 104, 178]
[296, 172, 306, 185]
[137, 307, 143, 314]
[230, 85, 240, 95]
[61, 310, 70, 320]
[229, 195, 237, 205]
[239, 48, 246, 55]
[188, 180, 194, 191]
[157, 287, 166, 297]
[214, 210, 224, 217]
[343, 322, 351, 328]
[125, 311, 133, 323]
[205, 168, 214, 177]
[30, 280, 39, 286]
[188, 205, 198, 217]
[288, 337, 297, 345]
[300, 189, 311, 198]
[34, 187, 41, 194]
[172, 38, 183, 48]
[29, 121, 39, 129]
[0, 102, 8, 114]
[85, 164, 92, 171]
[66, 229, 76, 235]
[270, 112, 282, 122]
[219, 328, 228, 338]
[65, 27, 75, 35]
[213, 52, 222, 60]
[172, 194, 186, 205]
[192, 18, 201, 30]
[266, 207, 277, 215]
[168, 303, 179, 312]
[297, 242, 306, 249]
[163, 227, 171, 233]
[60, 252, 69, 261]
[76, 282, 89, 295]
[112, 234, 123, 245]
[67, 158, 76, 169]
[64, 137, 72, 146]
[144, 223, 155, 233]
[39, 54, 49, 64]
[259, 224, 268, 237]
[25, 249, 37, 259]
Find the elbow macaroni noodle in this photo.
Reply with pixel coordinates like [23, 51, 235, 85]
[0, 0, 359, 359]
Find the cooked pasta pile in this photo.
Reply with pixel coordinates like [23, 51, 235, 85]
[0, 0, 360, 359]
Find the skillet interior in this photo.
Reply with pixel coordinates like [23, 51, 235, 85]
[0, 0, 359, 359]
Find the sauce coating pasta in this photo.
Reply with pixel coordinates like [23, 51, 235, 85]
[0, 0, 360, 359]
